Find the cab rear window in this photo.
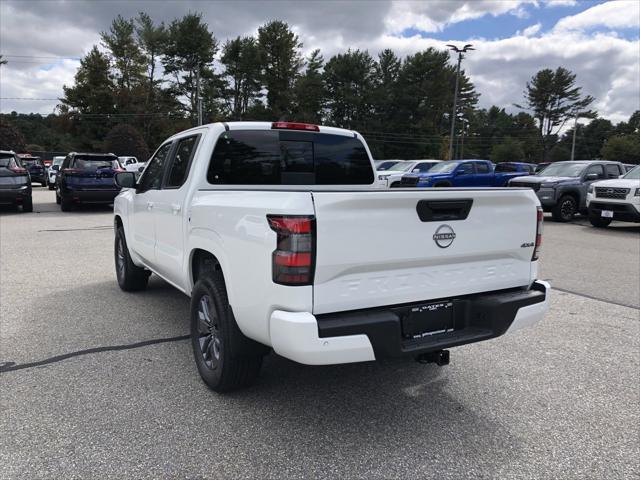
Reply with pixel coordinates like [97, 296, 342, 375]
[72, 156, 117, 170]
[207, 130, 373, 185]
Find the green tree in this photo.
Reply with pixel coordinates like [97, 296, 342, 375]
[560, 117, 614, 159]
[163, 13, 218, 122]
[324, 49, 377, 129]
[293, 49, 325, 123]
[602, 134, 640, 164]
[60, 46, 117, 149]
[104, 123, 150, 160]
[490, 137, 525, 163]
[517, 67, 594, 160]
[101, 15, 146, 92]
[258, 20, 302, 119]
[0, 121, 27, 151]
[221, 36, 263, 119]
[549, 144, 571, 162]
[368, 49, 401, 157]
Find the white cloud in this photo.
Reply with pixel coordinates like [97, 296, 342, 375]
[554, 0, 640, 31]
[543, 0, 578, 7]
[385, 0, 537, 33]
[521, 23, 543, 37]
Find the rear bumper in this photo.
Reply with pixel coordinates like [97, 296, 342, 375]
[588, 202, 640, 222]
[0, 187, 31, 204]
[269, 281, 550, 365]
[62, 188, 120, 203]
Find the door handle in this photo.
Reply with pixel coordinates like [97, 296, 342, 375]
[171, 203, 181, 213]
[147, 201, 154, 210]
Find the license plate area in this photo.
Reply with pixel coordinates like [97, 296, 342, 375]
[601, 210, 614, 218]
[402, 301, 454, 339]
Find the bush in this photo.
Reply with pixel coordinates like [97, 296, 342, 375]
[491, 137, 524, 163]
[0, 121, 27, 152]
[104, 124, 150, 161]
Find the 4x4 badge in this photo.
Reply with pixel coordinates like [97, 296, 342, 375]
[433, 225, 456, 248]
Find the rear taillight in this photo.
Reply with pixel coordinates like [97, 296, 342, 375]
[63, 168, 80, 174]
[271, 121, 320, 132]
[267, 215, 315, 286]
[532, 206, 543, 261]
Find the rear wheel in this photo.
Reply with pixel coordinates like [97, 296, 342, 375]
[48, 183, 55, 190]
[190, 270, 265, 392]
[114, 226, 149, 291]
[552, 195, 577, 222]
[22, 196, 33, 213]
[60, 195, 74, 211]
[589, 211, 612, 228]
[41, 181, 47, 187]
[390, 182, 401, 188]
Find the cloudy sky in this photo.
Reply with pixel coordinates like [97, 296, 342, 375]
[0, 0, 638, 124]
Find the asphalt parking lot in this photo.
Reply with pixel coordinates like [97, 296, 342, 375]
[1, 188, 639, 479]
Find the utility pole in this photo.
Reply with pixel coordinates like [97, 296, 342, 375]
[460, 118, 466, 159]
[446, 44, 474, 161]
[195, 69, 203, 126]
[570, 113, 579, 161]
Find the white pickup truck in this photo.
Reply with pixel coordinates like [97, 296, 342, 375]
[113, 121, 549, 392]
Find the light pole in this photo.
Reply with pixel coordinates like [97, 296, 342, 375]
[570, 112, 581, 161]
[446, 44, 474, 161]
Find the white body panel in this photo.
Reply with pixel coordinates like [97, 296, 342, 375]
[114, 121, 547, 365]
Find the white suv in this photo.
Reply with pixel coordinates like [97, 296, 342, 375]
[586, 165, 640, 227]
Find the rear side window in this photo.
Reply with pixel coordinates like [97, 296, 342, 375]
[495, 163, 516, 172]
[166, 135, 200, 188]
[475, 162, 491, 173]
[605, 164, 621, 178]
[458, 163, 474, 175]
[207, 130, 373, 185]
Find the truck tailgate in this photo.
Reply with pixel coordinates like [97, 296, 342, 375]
[311, 189, 539, 315]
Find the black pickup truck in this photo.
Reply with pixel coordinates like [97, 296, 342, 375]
[509, 160, 626, 222]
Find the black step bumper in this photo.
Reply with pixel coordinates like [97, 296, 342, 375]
[316, 281, 549, 358]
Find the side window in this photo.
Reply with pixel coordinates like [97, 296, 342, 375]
[475, 162, 491, 174]
[138, 142, 173, 191]
[415, 163, 434, 172]
[457, 163, 474, 175]
[61, 156, 71, 169]
[585, 164, 605, 179]
[166, 135, 200, 188]
[604, 164, 620, 178]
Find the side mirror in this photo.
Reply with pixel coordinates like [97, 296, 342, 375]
[585, 173, 599, 181]
[114, 171, 137, 189]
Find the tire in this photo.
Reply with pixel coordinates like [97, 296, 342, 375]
[55, 192, 61, 204]
[114, 226, 149, 291]
[22, 196, 33, 213]
[589, 211, 612, 228]
[390, 182, 401, 188]
[48, 183, 55, 190]
[551, 195, 577, 222]
[190, 270, 266, 392]
[60, 195, 74, 212]
[41, 181, 47, 187]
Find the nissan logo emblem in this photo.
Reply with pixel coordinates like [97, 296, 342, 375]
[433, 225, 456, 248]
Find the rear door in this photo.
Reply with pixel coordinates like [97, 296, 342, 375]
[153, 133, 201, 286]
[473, 161, 494, 186]
[311, 189, 539, 314]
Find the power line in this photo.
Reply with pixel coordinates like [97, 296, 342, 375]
[1, 97, 60, 101]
